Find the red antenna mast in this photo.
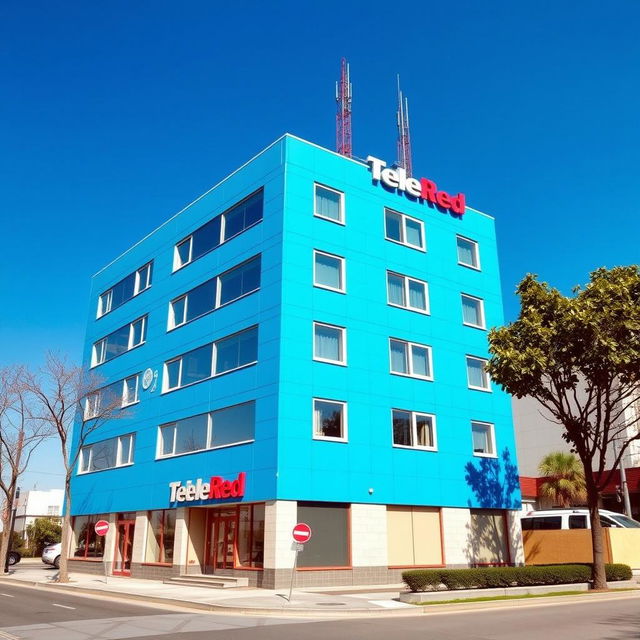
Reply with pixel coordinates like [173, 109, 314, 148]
[336, 58, 353, 157]
[396, 75, 413, 177]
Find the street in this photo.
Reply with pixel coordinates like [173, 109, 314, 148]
[0, 581, 638, 639]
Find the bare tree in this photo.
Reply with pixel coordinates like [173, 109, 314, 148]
[0, 366, 52, 572]
[26, 354, 124, 583]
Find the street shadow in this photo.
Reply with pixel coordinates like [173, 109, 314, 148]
[462, 448, 521, 566]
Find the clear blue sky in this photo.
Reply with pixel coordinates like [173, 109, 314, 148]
[2, 1, 639, 489]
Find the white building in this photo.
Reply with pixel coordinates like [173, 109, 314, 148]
[14, 489, 64, 538]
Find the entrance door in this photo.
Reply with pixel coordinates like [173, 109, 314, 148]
[205, 509, 237, 571]
[113, 518, 135, 576]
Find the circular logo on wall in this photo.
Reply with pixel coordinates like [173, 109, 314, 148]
[142, 368, 154, 390]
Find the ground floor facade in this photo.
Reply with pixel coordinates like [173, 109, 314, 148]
[69, 501, 524, 588]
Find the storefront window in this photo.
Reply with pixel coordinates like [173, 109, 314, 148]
[236, 504, 264, 568]
[297, 502, 349, 568]
[145, 510, 176, 564]
[72, 514, 107, 559]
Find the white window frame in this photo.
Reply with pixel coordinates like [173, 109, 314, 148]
[466, 355, 491, 392]
[313, 322, 347, 366]
[135, 262, 152, 294]
[169, 294, 188, 329]
[461, 293, 486, 330]
[163, 357, 183, 392]
[157, 415, 212, 458]
[78, 433, 135, 474]
[386, 271, 429, 314]
[457, 235, 481, 270]
[122, 375, 139, 407]
[312, 398, 348, 442]
[313, 250, 346, 293]
[391, 409, 438, 451]
[84, 392, 100, 420]
[92, 339, 107, 366]
[97, 289, 113, 318]
[389, 338, 434, 380]
[128, 317, 146, 349]
[471, 420, 496, 457]
[173, 236, 193, 271]
[314, 183, 345, 225]
[384, 208, 425, 251]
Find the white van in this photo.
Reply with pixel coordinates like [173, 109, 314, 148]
[521, 509, 640, 531]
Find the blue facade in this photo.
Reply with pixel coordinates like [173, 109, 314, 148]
[71, 134, 521, 518]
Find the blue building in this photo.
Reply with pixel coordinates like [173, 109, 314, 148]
[70, 134, 523, 588]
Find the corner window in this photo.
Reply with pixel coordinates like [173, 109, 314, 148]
[466, 356, 491, 391]
[313, 322, 346, 365]
[313, 398, 347, 441]
[313, 250, 345, 293]
[392, 410, 437, 450]
[79, 433, 135, 473]
[462, 294, 485, 329]
[457, 235, 480, 270]
[389, 339, 433, 380]
[386, 271, 429, 314]
[384, 208, 425, 251]
[314, 184, 344, 224]
[471, 421, 495, 457]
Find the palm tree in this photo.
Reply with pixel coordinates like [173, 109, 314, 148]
[538, 452, 587, 507]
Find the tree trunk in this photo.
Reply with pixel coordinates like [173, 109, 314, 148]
[587, 484, 607, 590]
[0, 486, 17, 574]
[57, 483, 72, 583]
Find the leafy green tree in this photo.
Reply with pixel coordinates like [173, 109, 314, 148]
[487, 266, 640, 590]
[538, 452, 586, 507]
[25, 518, 62, 556]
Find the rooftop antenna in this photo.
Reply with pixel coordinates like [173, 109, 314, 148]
[396, 75, 413, 177]
[336, 58, 353, 157]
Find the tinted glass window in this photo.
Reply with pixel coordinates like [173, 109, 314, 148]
[392, 410, 412, 446]
[174, 414, 209, 455]
[105, 325, 130, 361]
[389, 340, 408, 374]
[111, 273, 136, 309]
[297, 503, 348, 567]
[385, 210, 402, 241]
[215, 327, 258, 374]
[192, 217, 221, 261]
[387, 273, 405, 306]
[219, 257, 261, 306]
[181, 344, 213, 385]
[89, 439, 118, 471]
[211, 401, 255, 447]
[186, 279, 217, 322]
[569, 515, 587, 529]
[314, 400, 344, 439]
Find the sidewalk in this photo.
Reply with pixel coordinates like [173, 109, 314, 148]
[3, 562, 639, 618]
[1, 563, 413, 617]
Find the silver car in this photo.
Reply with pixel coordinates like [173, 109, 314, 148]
[42, 542, 61, 569]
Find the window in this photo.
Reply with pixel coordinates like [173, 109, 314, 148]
[462, 294, 485, 329]
[163, 326, 258, 392]
[47, 505, 59, 516]
[96, 262, 153, 318]
[313, 322, 346, 365]
[387, 507, 443, 566]
[158, 401, 255, 458]
[392, 410, 437, 450]
[173, 189, 263, 271]
[386, 271, 429, 314]
[457, 235, 480, 270]
[471, 421, 495, 457]
[91, 316, 147, 366]
[84, 375, 139, 419]
[569, 515, 587, 529]
[313, 399, 347, 441]
[521, 516, 562, 531]
[389, 339, 433, 380]
[314, 184, 344, 224]
[384, 208, 425, 250]
[145, 510, 176, 564]
[72, 515, 107, 559]
[168, 256, 260, 329]
[122, 375, 139, 406]
[297, 503, 349, 567]
[237, 504, 265, 568]
[79, 433, 135, 473]
[466, 356, 491, 391]
[313, 251, 345, 292]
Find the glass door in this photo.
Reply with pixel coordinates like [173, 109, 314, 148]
[205, 509, 237, 571]
[113, 518, 135, 576]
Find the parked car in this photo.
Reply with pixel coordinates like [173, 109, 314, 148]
[521, 509, 640, 530]
[42, 542, 61, 569]
[7, 550, 21, 566]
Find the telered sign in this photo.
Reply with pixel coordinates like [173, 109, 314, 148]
[94, 520, 110, 537]
[292, 522, 312, 543]
[169, 472, 246, 504]
[366, 156, 466, 215]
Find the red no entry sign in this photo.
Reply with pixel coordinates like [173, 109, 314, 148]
[94, 520, 110, 537]
[292, 522, 312, 543]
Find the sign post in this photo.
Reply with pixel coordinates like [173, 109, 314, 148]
[94, 520, 110, 584]
[287, 523, 312, 602]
